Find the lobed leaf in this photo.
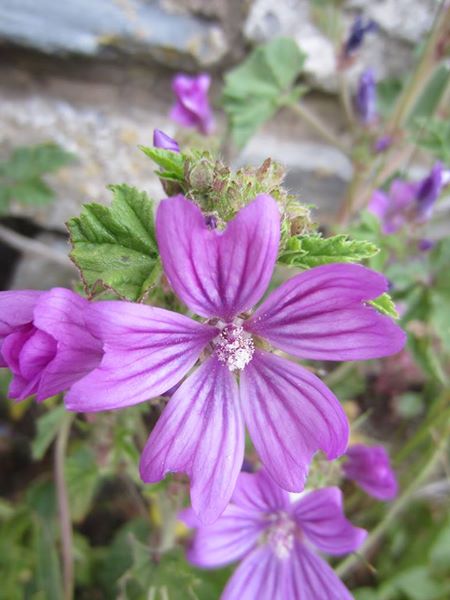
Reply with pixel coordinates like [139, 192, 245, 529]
[278, 233, 379, 268]
[67, 184, 160, 301]
[222, 37, 307, 148]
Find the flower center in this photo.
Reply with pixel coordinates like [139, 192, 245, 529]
[215, 324, 254, 372]
[265, 512, 296, 559]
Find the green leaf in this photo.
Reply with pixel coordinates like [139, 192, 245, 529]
[278, 233, 379, 268]
[9, 178, 55, 205]
[370, 293, 399, 319]
[408, 64, 450, 123]
[1, 143, 74, 180]
[67, 184, 160, 301]
[65, 446, 100, 522]
[31, 405, 67, 461]
[222, 37, 307, 148]
[139, 146, 185, 182]
[410, 117, 450, 163]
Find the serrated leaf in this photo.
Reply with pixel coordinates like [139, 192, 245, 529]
[67, 184, 160, 301]
[222, 37, 306, 148]
[370, 293, 399, 319]
[139, 146, 185, 182]
[278, 233, 379, 268]
[31, 405, 67, 461]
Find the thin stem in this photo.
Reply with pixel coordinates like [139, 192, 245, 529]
[288, 103, 351, 157]
[0, 223, 74, 269]
[388, 2, 449, 131]
[336, 435, 448, 580]
[338, 72, 356, 129]
[55, 412, 75, 600]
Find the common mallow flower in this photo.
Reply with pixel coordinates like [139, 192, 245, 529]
[343, 444, 398, 501]
[170, 73, 214, 135]
[0, 288, 102, 401]
[344, 16, 378, 57]
[153, 129, 180, 152]
[368, 163, 444, 233]
[66, 194, 405, 523]
[356, 69, 377, 125]
[181, 470, 367, 599]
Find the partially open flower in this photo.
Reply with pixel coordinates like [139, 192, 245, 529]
[343, 444, 398, 501]
[170, 73, 214, 135]
[0, 288, 103, 401]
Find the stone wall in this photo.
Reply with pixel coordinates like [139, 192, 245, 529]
[0, 0, 435, 289]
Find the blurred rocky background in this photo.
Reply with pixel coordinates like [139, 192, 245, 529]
[0, 0, 436, 289]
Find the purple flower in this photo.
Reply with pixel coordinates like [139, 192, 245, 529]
[66, 194, 405, 523]
[415, 162, 443, 219]
[0, 288, 103, 401]
[169, 73, 214, 135]
[374, 135, 392, 153]
[153, 129, 180, 152]
[181, 470, 366, 599]
[418, 238, 435, 252]
[369, 164, 444, 233]
[356, 69, 377, 125]
[343, 444, 398, 501]
[344, 16, 378, 56]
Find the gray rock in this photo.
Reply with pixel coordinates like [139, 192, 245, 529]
[244, 0, 427, 91]
[0, 0, 227, 68]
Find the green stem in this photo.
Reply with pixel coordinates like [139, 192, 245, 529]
[288, 102, 351, 157]
[388, 3, 449, 131]
[55, 412, 75, 600]
[338, 72, 356, 129]
[336, 435, 448, 580]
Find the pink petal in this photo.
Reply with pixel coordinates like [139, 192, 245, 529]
[33, 289, 104, 401]
[246, 263, 406, 360]
[293, 487, 367, 555]
[0, 290, 41, 366]
[343, 444, 398, 501]
[221, 546, 286, 600]
[140, 356, 244, 524]
[240, 351, 349, 492]
[180, 504, 264, 568]
[368, 190, 389, 221]
[286, 542, 354, 599]
[156, 194, 280, 321]
[65, 301, 216, 411]
[232, 470, 290, 513]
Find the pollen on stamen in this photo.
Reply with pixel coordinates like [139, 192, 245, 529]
[215, 324, 254, 372]
[265, 512, 296, 560]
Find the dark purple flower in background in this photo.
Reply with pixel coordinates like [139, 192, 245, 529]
[356, 69, 377, 125]
[344, 16, 378, 56]
[66, 195, 405, 523]
[181, 470, 366, 599]
[343, 444, 398, 501]
[170, 73, 214, 135]
[153, 129, 180, 152]
[369, 163, 444, 233]
[415, 162, 443, 219]
[418, 239, 435, 252]
[0, 289, 102, 402]
[374, 135, 392, 153]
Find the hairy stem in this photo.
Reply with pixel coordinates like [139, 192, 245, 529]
[288, 102, 351, 156]
[55, 412, 75, 600]
[336, 435, 448, 580]
[0, 224, 74, 269]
